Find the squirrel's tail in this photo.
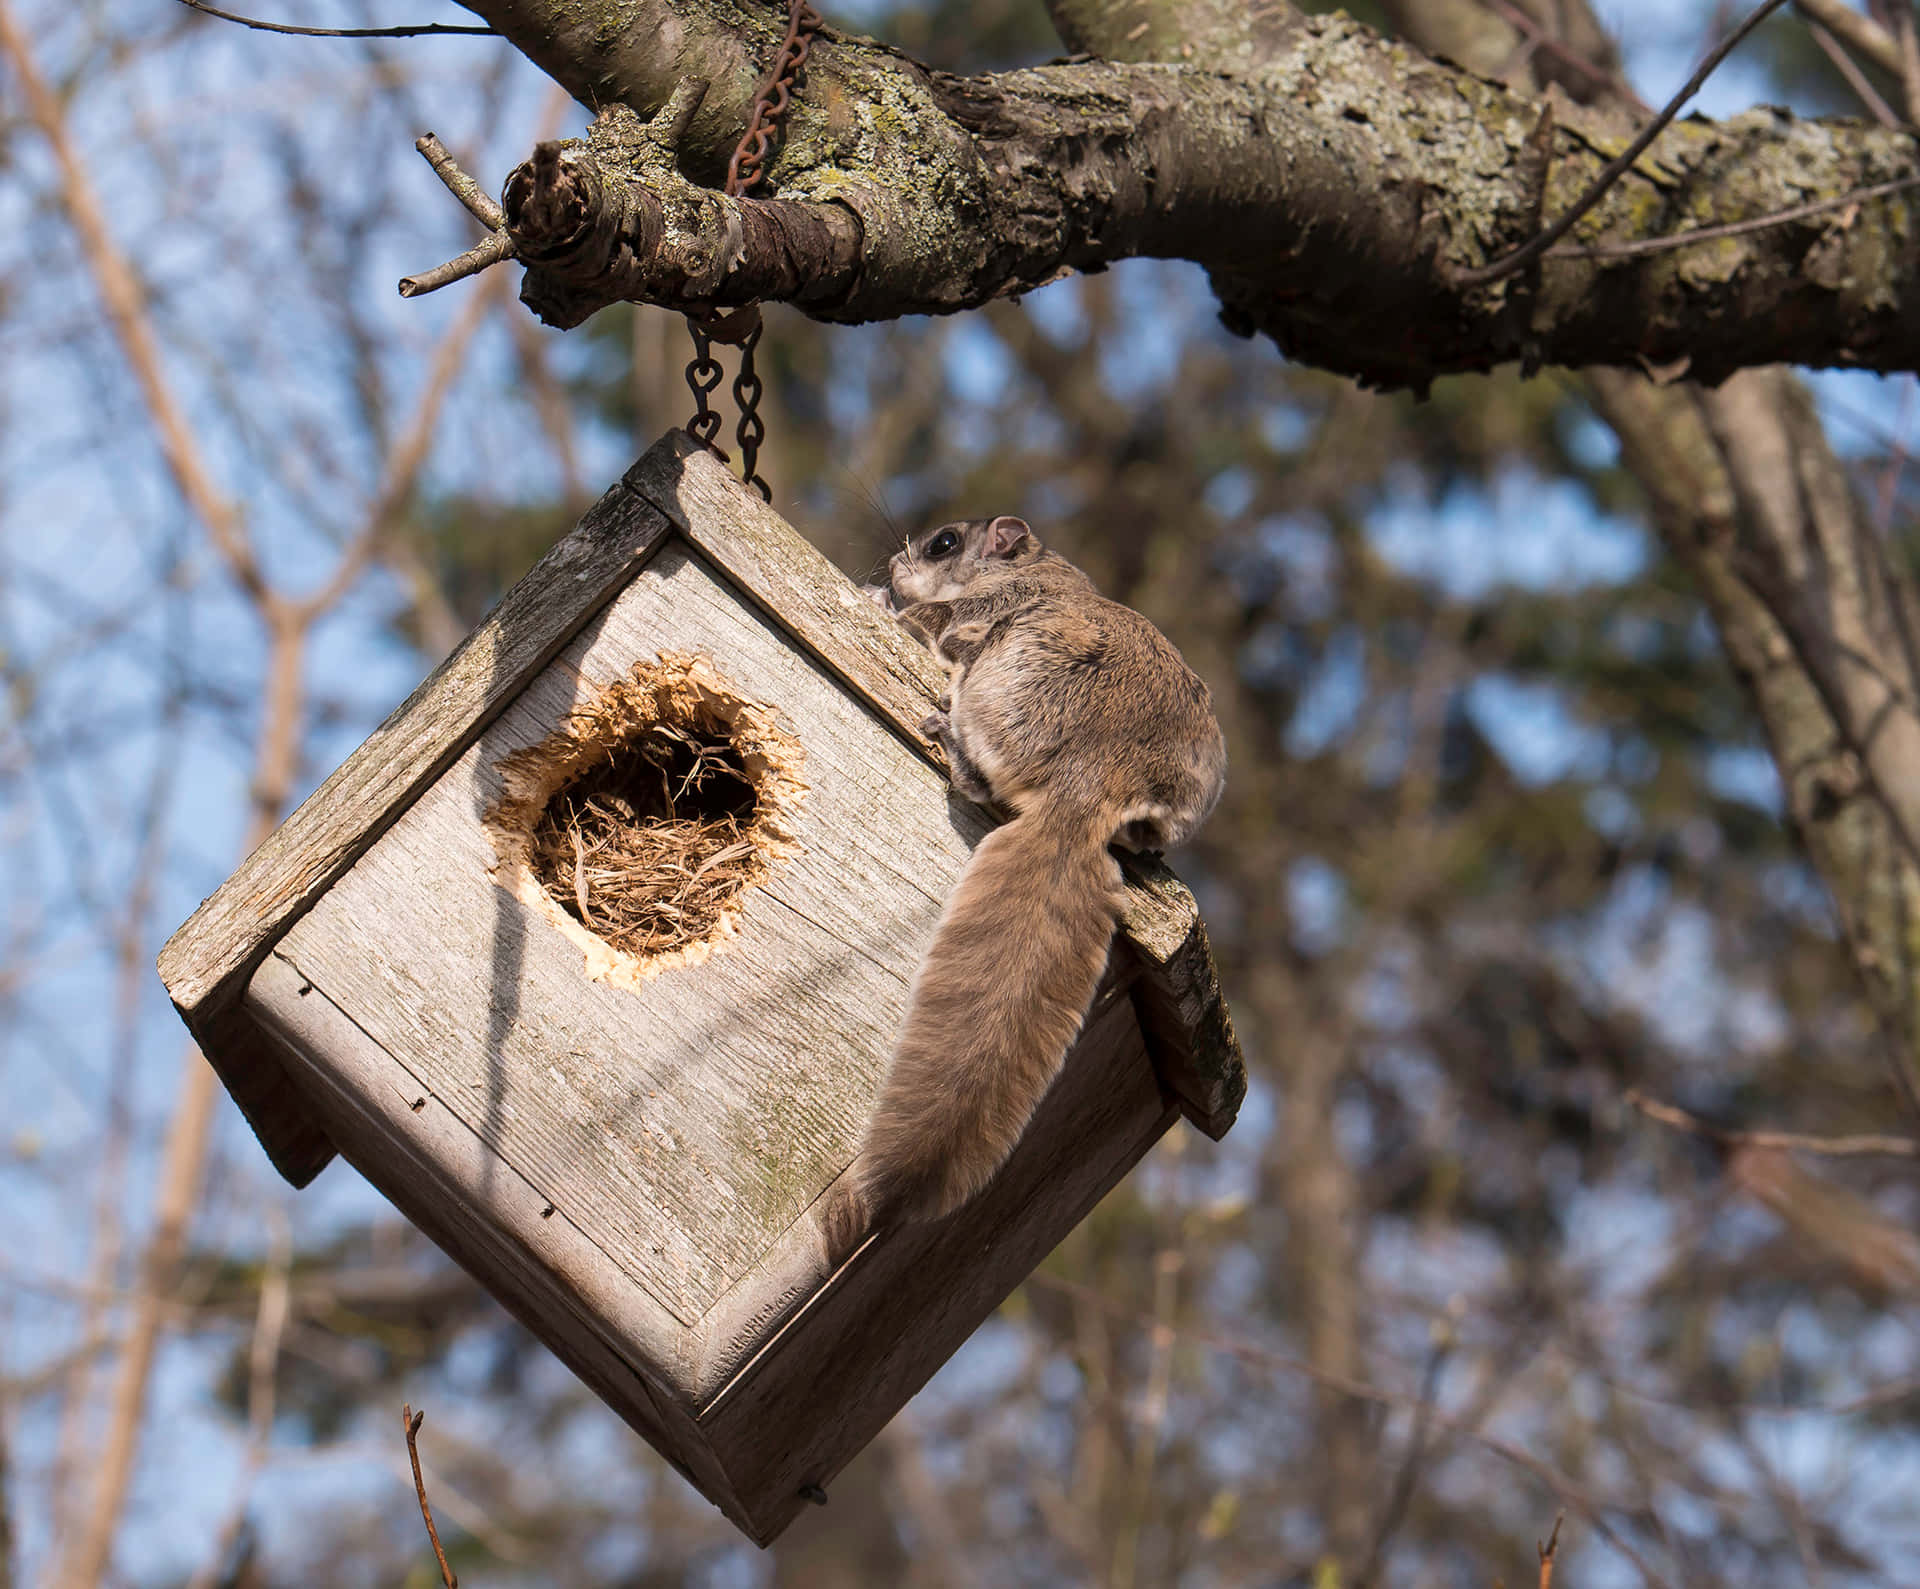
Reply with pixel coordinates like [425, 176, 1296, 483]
[825, 800, 1124, 1259]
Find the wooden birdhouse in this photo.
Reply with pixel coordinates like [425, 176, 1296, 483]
[158, 431, 1244, 1545]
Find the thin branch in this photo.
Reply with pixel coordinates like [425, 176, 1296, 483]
[507, 310, 588, 504]
[50, 696, 184, 1547]
[1795, 0, 1902, 75]
[1893, 0, 1920, 122]
[1027, 1273, 1673, 1589]
[1807, 20, 1903, 128]
[0, 0, 267, 608]
[1547, 174, 1920, 258]
[1475, 0, 1647, 107]
[400, 136, 516, 296]
[1539, 1513, 1566, 1589]
[55, 1053, 224, 1589]
[1110, 1239, 1183, 1589]
[10, 107, 320, 1543]
[185, 1216, 292, 1589]
[302, 263, 509, 617]
[403, 1405, 460, 1589]
[1453, 0, 1796, 287]
[1623, 1088, 1920, 1158]
[173, 0, 494, 37]
[399, 230, 515, 297]
[1355, 1322, 1453, 1588]
[415, 133, 507, 231]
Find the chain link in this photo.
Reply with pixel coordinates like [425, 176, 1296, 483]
[731, 320, 769, 500]
[681, 0, 821, 502]
[682, 321, 725, 452]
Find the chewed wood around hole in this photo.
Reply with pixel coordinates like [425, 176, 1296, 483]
[483, 651, 806, 988]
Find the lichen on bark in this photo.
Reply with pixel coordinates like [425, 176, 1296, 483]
[464, 0, 1920, 388]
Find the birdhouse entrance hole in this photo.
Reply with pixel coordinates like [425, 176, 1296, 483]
[485, 650, 806, 984]
[532, 721, 755, 954]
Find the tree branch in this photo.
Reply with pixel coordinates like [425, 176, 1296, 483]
[1795, 0, 1902, 77]
[176, 0, 495, 37]
[1623, 1088, 1920, 1158]
[404, 1406, 460, 1589]
[454, 0, 1920, 388]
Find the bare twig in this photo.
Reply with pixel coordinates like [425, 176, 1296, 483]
[401, 134, 517, 296]
[56, 1053, 224, 1589]
[0, 1419, 14, 1589]
[1453, 0, 1795, 287]
[400, 230, 515, 298]
[415, 133, 507, 231]
[174, 0, 494, 37]
[1807, 20, 1903, 127]
[1623, 1088, 1920, 1158]
[1475, 0, 1647, 107]
[0, 0, 266, 607]
[507, 309, 587, 503]
[1539, 1513, 1565, 1589]
[1547, 175, 1920, 258]
[186, 1216, 293, 1589]
[1892, 0, 1920, 121]
[1871, 378, 1916, 533]
[1110, 1229, 1183, 1589]
[49, 706, 181, 1547]
[404, 1405, 460, 1589]
[1356, 1320, 1454, 1588]
[1795, 0, 1902, 75]
[1028, 1273, 1672, 1588]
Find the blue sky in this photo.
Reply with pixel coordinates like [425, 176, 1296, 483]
[2, 0, 1917, 1581]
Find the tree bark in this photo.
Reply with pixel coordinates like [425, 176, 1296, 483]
[1360, 0, 1920, 1108]
[464, 0, 1920, 388]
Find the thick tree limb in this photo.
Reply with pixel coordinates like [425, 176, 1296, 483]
[1372, 0, 1920, 1109]
[461, 0, 1920, 387]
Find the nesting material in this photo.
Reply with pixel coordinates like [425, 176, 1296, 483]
[485, 651, 806, 985]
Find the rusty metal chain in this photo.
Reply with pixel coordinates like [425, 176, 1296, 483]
[682, 0, 822, 502]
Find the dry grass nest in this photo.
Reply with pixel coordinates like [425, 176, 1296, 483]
[527, 721, 763, 958]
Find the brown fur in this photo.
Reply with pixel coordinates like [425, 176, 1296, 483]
[823, 517, 1226, 1264]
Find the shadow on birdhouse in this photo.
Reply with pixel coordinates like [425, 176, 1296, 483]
[158, 431, 1244, 1545]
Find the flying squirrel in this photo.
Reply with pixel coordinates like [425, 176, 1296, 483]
[823, 514, 1226, 1263]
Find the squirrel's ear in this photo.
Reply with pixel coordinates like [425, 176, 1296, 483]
[984, 516, 1032, 558]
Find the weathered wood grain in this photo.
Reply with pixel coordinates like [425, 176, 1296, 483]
[627, 435, 948, 762]
[204, 435, 1240, 1545]
[276, 544, 987, 1329]
[681, 969, 1139, 1406]
[158, 479, 674, 1180]
[701, 990, 1177, 1542]
[1119, 856, 1245, 1139]
[246, 952, 749, 1528]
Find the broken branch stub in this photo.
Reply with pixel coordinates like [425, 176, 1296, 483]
[501, 105, 859, 330]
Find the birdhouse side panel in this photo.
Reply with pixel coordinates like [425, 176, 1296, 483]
[698, 987, 1179, 1542]
[245, 953, 743, 1516]
[269, 539, 983, 1342]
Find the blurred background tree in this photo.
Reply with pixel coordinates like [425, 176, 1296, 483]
[3, 1, 1919, 1585]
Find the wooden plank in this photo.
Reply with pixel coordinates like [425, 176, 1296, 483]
[698, 992, 1178, 1543]
[158, 476, 676, 1179]
[246, 951, 750, 1529]
[680, 969, 1140, 1407]
[191, 1001, 336, 1186]
[626, 434, 948, 761]
[275, 543, 987, 1335]
[1118, 855, 1247, 1139]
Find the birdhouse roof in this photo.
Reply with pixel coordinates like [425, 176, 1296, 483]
[158, 431, 1244, 1186]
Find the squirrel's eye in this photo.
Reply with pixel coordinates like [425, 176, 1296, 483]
[927, 530, 960, 558]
